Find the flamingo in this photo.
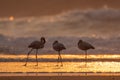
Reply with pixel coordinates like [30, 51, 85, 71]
[53, 40, 66, 66]
[24, 37, 46, 66]
[78, 40, 95, 66]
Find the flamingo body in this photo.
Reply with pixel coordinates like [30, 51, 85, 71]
[53, 41, 66, 66]
[78, 40, 95, 50]
[24, 37, 46, 66]
[78, 40, 95, 67]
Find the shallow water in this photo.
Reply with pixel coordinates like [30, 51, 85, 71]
[0, 54, 120, 73]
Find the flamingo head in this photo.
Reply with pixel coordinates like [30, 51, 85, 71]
[53, 40, 58, 45]
[79, 40, 83, 43]
[41, 37, 46, 44]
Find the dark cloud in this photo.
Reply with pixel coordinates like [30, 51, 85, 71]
[0, 0, 120, 17]
[0, 8, 120, 38]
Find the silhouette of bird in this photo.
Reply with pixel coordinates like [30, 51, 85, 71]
[24, 37, 46, 66]
[53, 40, 66, 66]
[78, 40, 95, 66]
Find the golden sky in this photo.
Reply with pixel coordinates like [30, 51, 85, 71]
[0, 0, 120, 17]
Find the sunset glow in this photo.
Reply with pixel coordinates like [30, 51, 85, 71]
[0, 0, 120, 78]
[0, 54, 120, 73]
[9, 16, 14, 21]
[0, 62, 120, 73]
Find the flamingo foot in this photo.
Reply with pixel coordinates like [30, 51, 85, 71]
[23, 64, 27, 66]
[35, 64, 38, 66]
[61, 64, 63, 67]
[55, 64, 59, 67]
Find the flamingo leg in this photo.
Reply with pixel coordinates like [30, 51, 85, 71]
[58, 51, 63, 66]
[56, 51, 60, 66]
[56, 55, 60, 66]
[35, 49, 38, 66]
[85, 50, 87, 67]
[59, 55, 63, 66]
[24, 49, 33, 66]
[85, 50, 88, 76]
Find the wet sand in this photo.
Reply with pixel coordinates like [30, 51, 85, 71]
[0, 76, 118, 80]
[0, 73, 120, 80]
[0, 75, 119, 80]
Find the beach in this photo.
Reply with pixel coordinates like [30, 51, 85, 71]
[0, 73, 119, 80]
[0, 0, 120, 80]
[1, 54, 120, 73]
[0, 54, 120, 80]
[0, 76, 118, 80]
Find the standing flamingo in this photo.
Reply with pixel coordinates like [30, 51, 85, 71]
[24, 37, 46, 66]
[78, 40, 95, 66]
[53, 40, 66, 66]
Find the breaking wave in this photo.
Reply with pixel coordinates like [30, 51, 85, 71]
[0, 8, 120, 54]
